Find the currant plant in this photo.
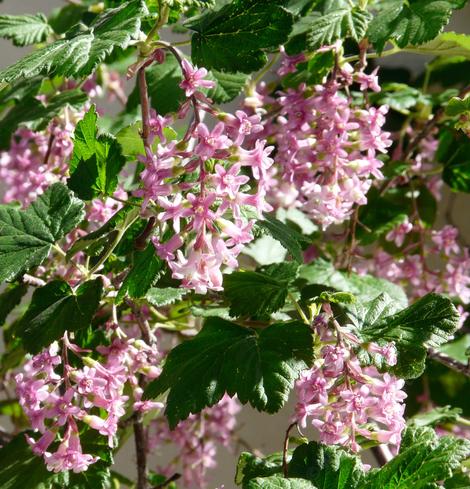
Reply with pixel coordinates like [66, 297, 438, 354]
[0, 0, 470, 487]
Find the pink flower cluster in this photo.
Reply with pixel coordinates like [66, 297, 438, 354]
[148, 394, 240, 488]
[251, 54, 392, 228]
[0, 124, 73, 205]
[369, 225, 470, 320]
[136, 57, 273, 293]
[16, 333, 162, 473]
[295, 315, 406, 452]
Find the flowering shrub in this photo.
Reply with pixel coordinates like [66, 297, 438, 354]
[0, 0, 470, 488]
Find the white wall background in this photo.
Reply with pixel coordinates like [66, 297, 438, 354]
[1, 1, 470, 487]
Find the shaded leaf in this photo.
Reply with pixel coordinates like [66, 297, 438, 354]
[224, 262, 299, 318]
[15, 278, 103, 353]
[144, 317, 314, 428]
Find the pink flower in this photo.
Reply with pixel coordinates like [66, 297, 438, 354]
[385, 217, 413, 247]
[356, 67, 381, 92]
[432, 225, 460, 255]
[179, 59, 215, 97]
[44, 424, 97, 473]
[195, 122, 231, 159]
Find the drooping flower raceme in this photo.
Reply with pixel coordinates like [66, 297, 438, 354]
[16, 331, 162, 473]
[247, 52, 392, 228]
[295, 314, 406, 452]
[149, 394, 241, 488]
[136, 57, 272, 293]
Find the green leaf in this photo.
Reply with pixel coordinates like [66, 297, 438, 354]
[288, 442, 366, 488]
[116, 243, 164, 303]
[370, 83, 428, 115]
[403, 31, 470, 58]
[236, 451, 284, 485]
[257, 214, 309, 263]
[187, 0, 294, 73]
[0, 14, 53, 46]
[299, 259, 408, 310]
[207, 70, 250, 103]
[356, 189, 409, 246]
[223, 262, 299, 318]
[0, 283, 28, 326]
[0, 183, 85, 283]
[307, 7, 371, 50]
[0, 433, 59, 489]
[442, 142, 470, 193]
[352, 292, 460, 378]
[0, 1, 147, 83]
[0, 89, 87, 150]
[67, 106, 126, 199]
[246, 477, 317, 489]
[362, 426, 470, 489]
[368, 0, 467, 53]
[14, 278, 103, 353]
[409, 405, 463, 427]
[446, 95, 470, 116]
[146, 287, 187, 307]
[440, 334, 470, 363]
[116, 122, 145, 157]
[144, 317, 314, 428]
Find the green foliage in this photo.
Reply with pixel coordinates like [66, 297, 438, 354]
[223, 262, 299, 318]
[351, 292, 460, 378]
[409, 405, 463, 427]
[14, 278, 103, 353]
[368, 0, 468, 53]
[116, 243, 164, 303]
[362, 426, 470, 488]
[0, 14, 53, 46]
[404, 31, 470, 58]
[299, 259, 408, 310]
[235, 452, 284, 486]
[207, 70, 250, 103]
[0, 183, 85, 283]
[146, 287, 187, 307]
[187, 0, 294, 73]
[246, 477, 316, 488]
[0, 283, 27, 326]
[67, 106, 126, 199]
[240, 427, 470, 489]
[288, 441, 365, 488]
[370, 83, 428, 115]
[257, 214, 310, 263]
[0, 433, 59, 489]
[446, 94, 470, 116]
[144, 317, 314, 427]
[0, 1, 147, 83]
[307, 7, 371, 51]
[0, 89, 87, 150]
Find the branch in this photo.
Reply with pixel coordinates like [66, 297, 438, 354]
[428, 348, 470, 377]
[138, 67, 152, 157]
[283, 422, 297, 478]
[371, 444, 393, 467]
[152, 473, 181, 489]
[134, 412, 148, 489]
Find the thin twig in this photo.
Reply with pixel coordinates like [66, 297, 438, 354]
[283, 422, 297, 478]
[428, 348, 470, 377]
[43, 132, 55, 167]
